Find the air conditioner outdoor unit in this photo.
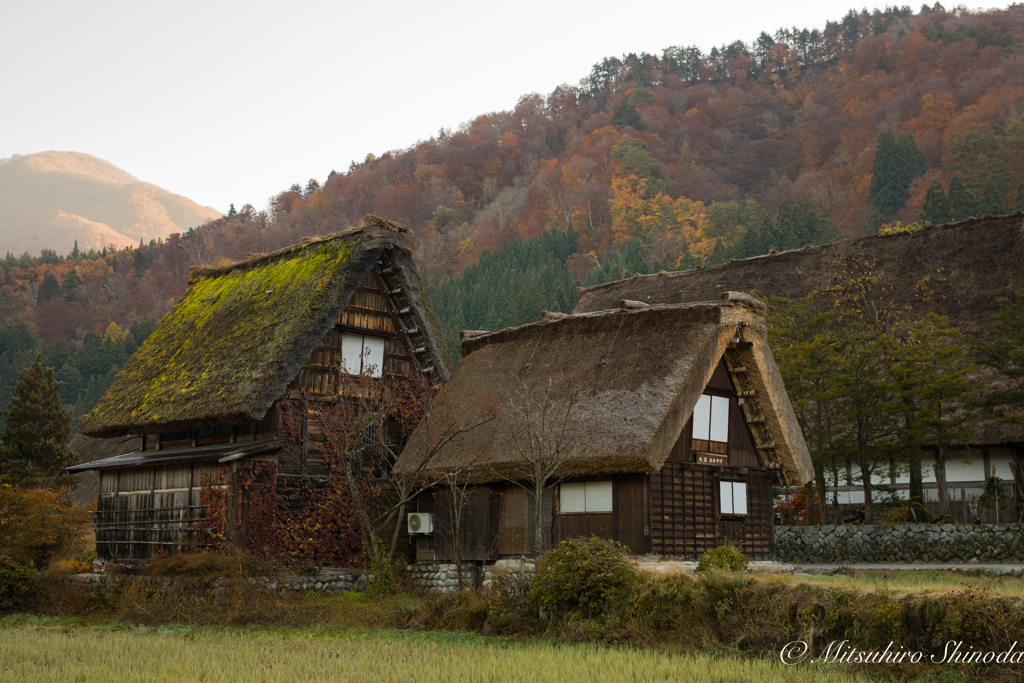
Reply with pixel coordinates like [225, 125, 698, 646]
[407, 512, 434, 534]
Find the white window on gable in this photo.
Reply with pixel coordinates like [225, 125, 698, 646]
[719, 480, 748, 516]
[692, 393, 730, 454]
[341, 333, 386, 377]
[560, 481, 613, 513]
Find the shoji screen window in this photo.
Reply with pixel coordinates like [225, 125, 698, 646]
[341, 333, 386, 377]
[720, 480, 748, 516]
[692, 393, 730, 455]
[560, 481, 613, 513]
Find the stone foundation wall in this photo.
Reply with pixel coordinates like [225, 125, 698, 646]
[775, 524, 1024, 564]
[70, 570, 369, 600]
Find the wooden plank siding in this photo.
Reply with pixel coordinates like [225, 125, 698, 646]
[649, 462, 774, 560]
[433, 487, 500, 562]
[95, 462, 225, 561]
[649, 357, 774, 560]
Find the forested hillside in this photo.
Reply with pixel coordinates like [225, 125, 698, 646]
[3, 3, 1024, 432]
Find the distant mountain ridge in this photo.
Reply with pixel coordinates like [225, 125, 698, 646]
[0, 151, 221, 256]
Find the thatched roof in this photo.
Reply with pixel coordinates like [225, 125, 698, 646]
[79, 215, 451, 438]
[575, 214, 1024, 444]
[401, 293, 813, 486]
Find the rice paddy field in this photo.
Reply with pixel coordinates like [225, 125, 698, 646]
[0, 617, 881, 683]
[763, 570, 1024, 597]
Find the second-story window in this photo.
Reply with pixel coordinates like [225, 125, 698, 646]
[341, 333, 385, 377]
[692, 393, 729, 455]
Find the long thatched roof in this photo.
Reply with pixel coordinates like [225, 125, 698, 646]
[79, 215, 451, 438]
[574, 214, 1024, 444]
[401, 293, 813, 486]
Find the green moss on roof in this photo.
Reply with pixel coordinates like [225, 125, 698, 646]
[79, 221, 441, 438]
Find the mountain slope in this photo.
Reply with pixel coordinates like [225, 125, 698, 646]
[0, 151, 221, 255]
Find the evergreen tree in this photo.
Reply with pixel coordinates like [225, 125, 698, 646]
[37, 273, 59, 302]
[0, 354, 77, 486]
[947, 174, 977, 222]
[226, 203, 237, 220]
[775, 200, 798, 250]
[707, 239, 727, 266]
[975, 293, 1024, 426]
[69, 240, 81, 261]
[60, 269, 82, 302]
[629, 249, 647, 275]
[733, 223, 762, 259]
[1017, 176, 1024, 213]
[869, 131, 927, 216]
[611, 97, 644, 130]
[760, 217, 779, 251]
[976, 176, 1005, 217]
[921, 178, 952, 223]
[132, 248, 149, 277]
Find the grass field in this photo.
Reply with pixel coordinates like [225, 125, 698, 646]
[0, 617, 882, 683]
[787, 570, 1024, 596]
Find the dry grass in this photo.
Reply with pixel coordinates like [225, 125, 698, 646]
[789, 570, 1024, 597]
[24, 566, 1024, 680]
[0, 617, 881, 683]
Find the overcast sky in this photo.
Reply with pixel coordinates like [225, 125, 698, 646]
[0, 1, 1005, 215]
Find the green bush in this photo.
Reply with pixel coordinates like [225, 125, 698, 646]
[0, 555, 39, 611]
[529, 536, 636, 619]
[697, 544, 749, 572]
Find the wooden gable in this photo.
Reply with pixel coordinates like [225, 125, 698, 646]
[665, 356, 761, 469]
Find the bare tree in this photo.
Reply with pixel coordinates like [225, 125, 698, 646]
[498, 375, 579, 555]
[438, 453, 480, 588]
[311, 366, 494, 565]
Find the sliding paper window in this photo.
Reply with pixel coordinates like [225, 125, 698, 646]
[720, 481, 747, 516]
[560, 481, 613, 513]
[341, 333, 386, 377]
[692, 393, 729, 454]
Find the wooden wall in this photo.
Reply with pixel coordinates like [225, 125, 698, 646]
[432, 487, 500, 562]
[650, 462, 774, 559]
[95, 461, 225, 561]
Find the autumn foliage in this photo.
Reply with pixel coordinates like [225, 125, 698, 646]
[1, 4, 1023, 425]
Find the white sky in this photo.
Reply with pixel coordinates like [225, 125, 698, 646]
[0, 1, 1007, 215]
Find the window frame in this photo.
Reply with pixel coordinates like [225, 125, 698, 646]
[559, 480, 614, 514]
[692, 391, 731, 457]
[340, 332, 387, 377]
[719, 480, 748, 517]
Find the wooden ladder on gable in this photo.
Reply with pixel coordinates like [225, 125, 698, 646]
[375, 250, 440, 389]
[724, 342, 789, 484]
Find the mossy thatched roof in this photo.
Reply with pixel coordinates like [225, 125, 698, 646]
[574, 214, 1024, 444]
[79, 216, 451, 438]
[400, 293, 813, 486]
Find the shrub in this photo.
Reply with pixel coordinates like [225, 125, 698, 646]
[697, 544, 749, 572]
[0, 484, 91, 568]
[0, 555, 39, 611]
[529, 536, 636, 620]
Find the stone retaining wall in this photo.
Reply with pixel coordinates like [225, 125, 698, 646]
[71, 570, 369, 600]
[775, 524, 1024, 564]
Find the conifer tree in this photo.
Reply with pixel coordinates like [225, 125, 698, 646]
[611, 97, 644, 130]
[707, 238, 727, 265]
[759, 217, 779, 251]
[976, 176, 1005, 217]
[947, 174, 977, 222]
[132, 248, 149, 277]
[733, 223, 762, 259]
[869, 131, 927, 216]
[0, 354, 77, 487]
[36, 274, 59, 302]
[775, 200, 798, 250]
[60, 269, 82, 302]
[922, 178, 952, 224]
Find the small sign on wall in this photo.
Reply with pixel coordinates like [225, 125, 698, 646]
[696, 453, 728, 466]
